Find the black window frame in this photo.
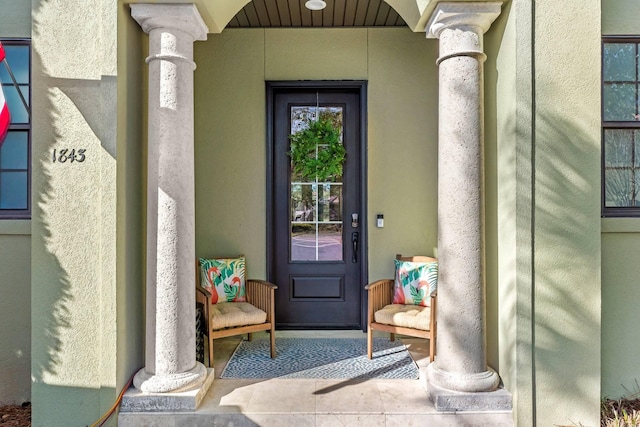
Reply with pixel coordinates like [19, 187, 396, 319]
[0, 38, 31, 220]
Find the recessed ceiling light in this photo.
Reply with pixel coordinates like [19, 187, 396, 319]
[305, 0, 327, 11]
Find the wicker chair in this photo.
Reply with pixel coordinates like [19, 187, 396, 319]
[196, 256, 277, 367]
[365, 254, 437, 362]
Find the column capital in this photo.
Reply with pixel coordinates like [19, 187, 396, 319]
[426, 2, 502, 39]
[130, 3, 209, 41]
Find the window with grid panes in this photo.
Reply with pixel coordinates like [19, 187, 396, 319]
[0, 39, 30, 219]
[601, 38, 640, 216]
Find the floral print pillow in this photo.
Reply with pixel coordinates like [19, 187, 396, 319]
[392, 259, 438, 307]
[199, 257, 247, 304]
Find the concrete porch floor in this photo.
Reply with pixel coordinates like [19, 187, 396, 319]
[118, 330, 513, 426]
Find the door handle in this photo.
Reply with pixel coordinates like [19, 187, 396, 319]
[352, 232, 359, 263]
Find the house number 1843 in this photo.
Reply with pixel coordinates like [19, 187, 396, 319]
[52, 148, 86, 163]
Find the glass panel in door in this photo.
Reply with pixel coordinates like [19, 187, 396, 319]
[290, 106, 344, 261]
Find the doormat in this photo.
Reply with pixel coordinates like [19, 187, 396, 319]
[220, 338, 419, 379]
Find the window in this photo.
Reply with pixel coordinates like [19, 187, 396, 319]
[602, 38, 640, 217]
[0, 39, 30, 219]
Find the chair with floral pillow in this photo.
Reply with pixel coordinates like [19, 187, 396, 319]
[196, 255, 277, 367]
[364, 254, 438, 362]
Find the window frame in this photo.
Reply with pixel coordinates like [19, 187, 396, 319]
[0, 38, 31, 220]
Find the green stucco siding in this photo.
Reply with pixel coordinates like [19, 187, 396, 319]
[194, 29, 268, 275]
[495, 1, 535, 425]
[601, 223, 640, 398]
[0, 226, 31, 405]
[366, 28, 439, 280]
[2, 1, 625, 425]
[601, 0, 640, 401]
[193, 27, 439, 284]
[115, 2, 146, 420]
[534, 0, 601, 424]
[496, 0, 601, 425]
[0, 0, 31, 407]
[30, 0, 120, 425]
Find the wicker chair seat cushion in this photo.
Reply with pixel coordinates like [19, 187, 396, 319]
[374, 303, 431, 331]
[210, 302, 267, 330]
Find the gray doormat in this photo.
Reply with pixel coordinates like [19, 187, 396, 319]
[220, 338, 419, 380]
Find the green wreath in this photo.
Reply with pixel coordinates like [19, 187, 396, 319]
[288, 118, 346, 182]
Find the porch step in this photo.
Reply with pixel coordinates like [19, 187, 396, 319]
[118, 377, 513, 427]
[118, 333, 513, 426]
[119, 411, 514, 426]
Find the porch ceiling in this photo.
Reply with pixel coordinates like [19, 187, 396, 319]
[124, 0, 452, 33]
[226, 0, 407, 28]
[125, 1, 505, 34]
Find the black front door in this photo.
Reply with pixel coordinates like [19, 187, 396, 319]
[267, 82, 367, 329]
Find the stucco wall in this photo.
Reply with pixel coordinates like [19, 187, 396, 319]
[30, 0, 120, 425]
[0, 0, 31, 407]
[194, 27, 440, 283]
[533, 1, 601, 425]
[366, 29, 439, 277]
[495, 1, 534, 425]
[601, 0, 640, 400]
[496, 1, 601, 426]
[115, 0, 146, 419]
[5, 1, 618, 425]
[601, 222, 640, 398]
[0, 225, 31, 405]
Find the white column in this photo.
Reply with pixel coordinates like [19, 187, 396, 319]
[426, 2, 502, 397]
[131, 4, 208, 393]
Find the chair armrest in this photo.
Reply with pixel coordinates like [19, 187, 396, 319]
[365, 279, 394, 321]
[196, 283, 212, 298]
[247, 279, 278, 291]
[195, 260, 211, 301]
[196, 284, 211, 316]
[430, 293, 437, 332]
[246, 279, 278, 322]
[364, 279, 393, 292]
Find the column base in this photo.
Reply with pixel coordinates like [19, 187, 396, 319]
[426, 363, 512, 412]
[121, 366, 214, 412]
[133, 361, 208, 393]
